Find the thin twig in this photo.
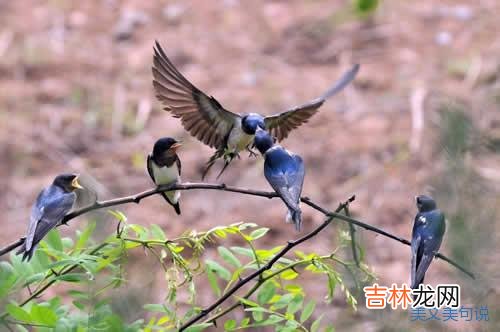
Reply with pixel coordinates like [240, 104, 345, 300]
[0, 182, 474, 281]
[179, 196, 356, 331]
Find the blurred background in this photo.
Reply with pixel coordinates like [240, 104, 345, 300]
[0, 0, 498, 331]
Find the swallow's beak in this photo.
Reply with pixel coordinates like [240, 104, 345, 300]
[72, 177, 84, 189]
[170, 141, 182, 152]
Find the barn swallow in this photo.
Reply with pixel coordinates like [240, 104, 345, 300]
[410, 195, 446, 289]
[17, 174, 82, 262]
[254, 128, 305, 231]
[152, 41, 359, 179]
[147, 137, 182, 215]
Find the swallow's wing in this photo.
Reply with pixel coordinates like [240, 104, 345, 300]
[152, 41, 240, 149]
[288, 154, 305, 204]
[147, 154, 156, 183]
[176, 157, 182, 176]
[410, 231, 421, 288]
[264, 64, 359, 141]
[30, 191, 76, 250]
[25, 189, 47, 251]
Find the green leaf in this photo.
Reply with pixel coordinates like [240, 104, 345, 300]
[326, 274, 337, 302]
[240, 317, 250, 327]
[207, 267, 221, 296]
[244, 307, 267, 313]
[280, 269, 299, 280]
[300, 300, 316, 323]
[205, 259, 231, 281]
[68, 290, 89, 300]
[55, 273, 87, 282]
[129, 224, 148, 238]
[224, 319, 236, 330]
[230, 246, 254, 258]
[30, 304, 57, 326]
[6, 304, 32, 323]
[218, 246, 241, 268]
[257, 281, 276, 304]
[75, 221, 96, 251]
[252, 309, 264, 322]
[249, 228, 269, 240]
[254, 314, 284, 326]
[311, 314, 324, 332]
[24, 272, 45, 285]
[184, 323, 212, 332]
[61, 237, 74, 249]
[284, 284, 303, 295]
[325, 325, 335, 332]
[45, 229, 63, 252]
[151, 224, 167, 241]
[272, 294, 294, 310]
[237, 297, 259, 308]
[72, 300, 85, 310]
[108, 210, 127, 222]
[286, 294, 303, 315]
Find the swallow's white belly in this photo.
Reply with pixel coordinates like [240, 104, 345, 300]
[153, 164, 181, 203]
[227, 129, 254, 153]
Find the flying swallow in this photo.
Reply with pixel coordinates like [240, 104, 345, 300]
[410, 195, 446, 289]
[152, 41, 359, 178]
[254, 128, 305, 231]
[147, 137, 182, 215]
[17, 174, 83, 262]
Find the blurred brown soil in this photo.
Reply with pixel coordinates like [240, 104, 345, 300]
[1, 0, 499, 330]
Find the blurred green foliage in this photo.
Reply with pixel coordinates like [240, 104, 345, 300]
[0, 211, 372, 331]
[352, 0, 379, 17]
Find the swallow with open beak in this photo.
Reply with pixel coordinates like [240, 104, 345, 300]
[147, 137, 182, 215]
[17, 173, 83, 262]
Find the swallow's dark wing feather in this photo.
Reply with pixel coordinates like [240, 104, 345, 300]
[410, 232, 422, 288]
[176, 157, 182, 176]
[28, 191, 76, 251]
[152, 41, 240, 149]
[147, 154, 155, 183]
[264, 64, 359, 141]
[25, 189, 47, 251]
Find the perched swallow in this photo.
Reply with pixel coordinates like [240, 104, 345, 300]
[410, 195, 446, 289]
[17, 174, 83, 262]
[152, 41, 359, 178]
[254, 128, 305, 231]
[147, 137, 182, 215]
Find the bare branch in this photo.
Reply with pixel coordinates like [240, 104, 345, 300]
[179, 196, 356, 330]
[0, 182, 474, 282]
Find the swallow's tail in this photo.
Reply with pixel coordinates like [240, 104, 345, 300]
[215, 151, 238, 180]
[202, 148, 225, 180]
[159, 192, 181, 215]
[16, 243, 36, 262]
[286, 208, 302, 232]
[173, 202, 181, 215]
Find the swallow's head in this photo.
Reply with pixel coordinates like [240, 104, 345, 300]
[415, 195, 437, 212]
[53, 173, 83, 192]
[254, 128, 274, 154]
[153, 137, 182, 159]
[242, 113, 265, 135]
